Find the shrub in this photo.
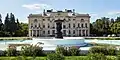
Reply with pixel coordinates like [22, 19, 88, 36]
[117, 55, 120, 60]
[107, 47, 117, 55]
[67, 46, 80, 56]
[0, 51, 7, 56]
[87, 53, 106, 60]
[20, 45, 43, 56]
[46, 53, 64, 60]
[107, 56, 116, 60]
[55, 46, 67, 56]
[89, 46, 117, 55]
[6, 47, 17, 56]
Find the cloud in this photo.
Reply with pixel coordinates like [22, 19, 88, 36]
[90, 14, 98, 16]
[107, 11, 120, 15]
[22, 4, 51, 10]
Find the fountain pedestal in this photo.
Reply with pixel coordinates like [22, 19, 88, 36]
[54, 20, 64, 39]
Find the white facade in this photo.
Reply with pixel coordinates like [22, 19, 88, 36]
[28, 9, 90, 37]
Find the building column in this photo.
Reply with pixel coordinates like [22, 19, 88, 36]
[81, 29, 83, 36]
[36, 30, 37, 37]
[29, 30, 31, 37]
[85, 30, 86, 37]
[39, 30, 40, 37]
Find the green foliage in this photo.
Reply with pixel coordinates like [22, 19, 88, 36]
[55, 46, 80, 56]
[107, 56, 116, 60]
[87, 53, 106, 60]
[6, 47, 17, 56]
[91, 16, 120, 36]
[46, 53, 64, 60]
[20, 45, 43, 56]
[117, 55, 120, 60]
[0, 13, 28, 37]
[89, 46, 117, 55]
[67, 46, 80, 56]
[110, 22, 120, 34]
[55, 46, 67, 56]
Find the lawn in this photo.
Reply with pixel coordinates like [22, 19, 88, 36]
[0, 56, 116, 60]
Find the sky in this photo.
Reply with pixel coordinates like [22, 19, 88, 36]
[0, 0, 120, 23]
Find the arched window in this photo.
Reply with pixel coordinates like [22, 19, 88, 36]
[81, 19, 84, 22]
[85, 23, 87, 28]
[69, 30, 71, 34]
[78, 23, 80, 27]
[63, 25, 66, 28]
[73, 30, 75, 34]
[39, 23, 40, 27]
[34, 19, 37, 23]
[48, 30, 50, 34]
[81, 23, 84, 28]
[69, 23, 71, 28]
[34, 25, 37, 27]
[73, 23, 75, 28]
[48, 23, 50, 28]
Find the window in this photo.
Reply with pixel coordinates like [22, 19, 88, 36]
[43, 31, 45, 34]
[73, 19, 75, 20]
[39, 23, 40, 27]
[63, 30, 66, 35]
[48, 18, 50, 21]
[78, 23, 80, 27]
[81, 24, 83, 28]
[73, 30, 75, 34]
[48, 30, 50, 34]
[34, 25, 37, 27]
[85, 23, 87, 28]
[82, 30, 85, 36]
[73, 23, 75, 28]
[69, 23, 71, 28]
[79, 30, 81, 36]
[68, 18, 71, 21]
[34, 19, 37, 23]
[81, 19, 84, 22]
[43, 19, 45, 21]
[68, 30, 71, 34]
[48, 23, 50, 28]
[63, 25, 66, 28]
[43, 25, 45, 28]
[86, 30, 88, 36]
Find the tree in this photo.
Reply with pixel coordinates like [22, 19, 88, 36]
[115, 17, 120, 22]
[110, 22, 120, 34]
[4, 13, 10, 32]
[9, 13, 17, 35]
[0, 14, 3, 31]
[110, 18, 114, 24]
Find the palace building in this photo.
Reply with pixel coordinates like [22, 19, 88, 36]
[28, 9, 90, 37]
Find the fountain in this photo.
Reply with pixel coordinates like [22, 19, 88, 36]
[54, 19, 64, 39]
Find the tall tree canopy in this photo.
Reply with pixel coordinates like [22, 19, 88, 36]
[0, 13, 28, 37]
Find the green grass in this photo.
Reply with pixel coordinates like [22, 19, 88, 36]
[0, 56, 117, 60]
